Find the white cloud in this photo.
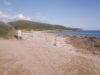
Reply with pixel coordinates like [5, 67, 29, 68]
[0, 11, 9, 22]
[13, 14, 32, 21]
[0, 11, 32, 22]
[0, 11, 7, 17]
[0, 11, 4, 15]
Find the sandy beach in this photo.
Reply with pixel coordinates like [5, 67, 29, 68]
[0, 31, 100, 75]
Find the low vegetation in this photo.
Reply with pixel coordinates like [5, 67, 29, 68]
[9, 20, 82, 31]
[64, 35, 100, 55]
[0, 20, 82, 38]
[0, 22, 16, 38]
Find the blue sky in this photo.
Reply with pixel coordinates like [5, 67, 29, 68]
[0, 0, 100, 30]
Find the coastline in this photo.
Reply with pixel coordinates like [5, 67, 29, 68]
[63, 35, 100, 55]
[61, 30, 100, 38]
[0, 31, 100, 75]
[45, 30, 100, 55]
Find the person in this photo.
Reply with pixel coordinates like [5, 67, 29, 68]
[17, 30, 22, 40]
[53, 36, 57, 46]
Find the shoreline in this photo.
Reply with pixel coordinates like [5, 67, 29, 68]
[51, 30, 100, 39]
[63, 35, 100, 55]
[0, 31, 100, 75]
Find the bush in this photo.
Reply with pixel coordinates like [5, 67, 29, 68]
[0, 22, 16, 38]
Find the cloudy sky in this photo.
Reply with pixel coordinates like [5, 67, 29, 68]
[0, 0, 100, 30]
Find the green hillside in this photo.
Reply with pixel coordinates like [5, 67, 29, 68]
[0, 22, 16, 38]
[9, 20, 82, 31]
[0, 20, 82, 38]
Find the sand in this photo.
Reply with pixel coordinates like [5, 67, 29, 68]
[0, 31, 100, 75]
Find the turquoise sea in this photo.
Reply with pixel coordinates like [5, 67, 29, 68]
[61, 30, 100, 38]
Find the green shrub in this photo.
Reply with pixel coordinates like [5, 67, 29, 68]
[0, 22, 16, 38]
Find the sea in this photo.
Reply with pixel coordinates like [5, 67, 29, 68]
[60, 30, 100, 38]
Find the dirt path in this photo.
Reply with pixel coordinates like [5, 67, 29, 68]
[0, 31, 100, 75]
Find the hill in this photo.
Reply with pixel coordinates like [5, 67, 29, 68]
[0, 22, 16, 38]
[0, 20, 82, 38]
[9, 20, 82, 31]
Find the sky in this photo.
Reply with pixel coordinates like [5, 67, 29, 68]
[0, 0, 100, 30]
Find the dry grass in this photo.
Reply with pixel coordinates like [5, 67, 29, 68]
[64, 35, 100, 55]
[0, 22, 16, 39]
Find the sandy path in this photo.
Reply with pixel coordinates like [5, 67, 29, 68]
[0, 31, 100, 75]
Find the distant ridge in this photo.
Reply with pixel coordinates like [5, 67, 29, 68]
[0, 20, 82, 38]
[9, 20, 82, 31]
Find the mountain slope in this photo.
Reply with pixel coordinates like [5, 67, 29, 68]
[9, 20, 82, 31]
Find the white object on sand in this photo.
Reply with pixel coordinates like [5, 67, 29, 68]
[17, 30, 22, 39]
[18, 30, 22, 37]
